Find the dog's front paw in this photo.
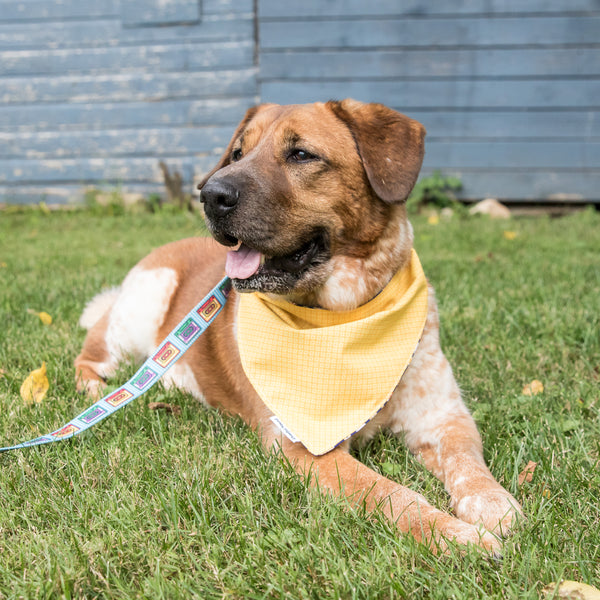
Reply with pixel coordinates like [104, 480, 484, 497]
[432, 519, 502, 556]
[453, 489, 522, 536]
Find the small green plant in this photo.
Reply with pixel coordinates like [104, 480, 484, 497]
[84, 188, 127, 216]
[407, 171, 462, 214]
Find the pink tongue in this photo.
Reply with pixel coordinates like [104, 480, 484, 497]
[226, 244, 262, 279]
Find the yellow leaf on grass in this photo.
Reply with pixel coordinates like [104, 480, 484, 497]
[20, 362, 49, 405]
[27, 308, 53, 325]
[542, 580, 600, 599]
[523, 379, 544, 396]
[37, 311, 53, 325]
[427, 213, 440, 225]
[503, 230, 518, 240]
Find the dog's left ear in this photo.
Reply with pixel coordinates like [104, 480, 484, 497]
[327, 99, 426, 204]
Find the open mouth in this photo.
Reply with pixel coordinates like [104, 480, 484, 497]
[224, 232, 328, 290]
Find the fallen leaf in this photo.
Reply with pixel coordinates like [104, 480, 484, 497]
[518, 460, 537, 486]
[20, 362, 50, 405]
[523, 379, 544, 396]
[427, 213, 440, 225]
[27, 308, 53, 325]
[38, 311, 53, 325]
[542, 580, 600, 599]
[503, 230, 518, 240]
[542, 488, 551, 499]
[148, 401, 181, 416]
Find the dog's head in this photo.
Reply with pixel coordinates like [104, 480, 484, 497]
[198, 100, 425, 310]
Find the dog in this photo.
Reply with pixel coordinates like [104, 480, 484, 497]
[75, 100, 521, 552]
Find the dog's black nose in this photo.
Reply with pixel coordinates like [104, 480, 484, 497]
[200, 178, 239, 219]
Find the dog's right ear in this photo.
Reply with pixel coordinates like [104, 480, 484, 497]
[197, 105, 263, 190]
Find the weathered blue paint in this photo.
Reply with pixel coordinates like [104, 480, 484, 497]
[258, 2, 600, 202]
[120, 0, 202, 28]
[0, 0, 257, 203]
[258, 0, 600, 17]
[261, 49, 600, 79]
[260, 80, 600, 110]
[0, 0, 598, 204]
[259, 16, 600, 49]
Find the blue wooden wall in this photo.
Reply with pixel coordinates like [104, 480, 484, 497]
[258, 0, 600, 202]
[0, 0, 258, 204]
[1, 0, 599, 204]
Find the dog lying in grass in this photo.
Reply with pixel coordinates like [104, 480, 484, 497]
[76, 100, 521, 552]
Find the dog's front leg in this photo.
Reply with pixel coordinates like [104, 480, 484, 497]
[269, 435, 501, 553]
[392, 295, 522, 535]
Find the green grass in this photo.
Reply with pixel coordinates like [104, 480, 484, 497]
[0, 206, 599, 599]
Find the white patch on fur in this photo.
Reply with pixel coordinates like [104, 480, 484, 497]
[162, 362, 208, 406]
[315, 206, 414, 311]
[318, 258, 369, 311]
[105, 266, 178, 364]
[79, 287, 120, 330]
[455, 495, 486, 519]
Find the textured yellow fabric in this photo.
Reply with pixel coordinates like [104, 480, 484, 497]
[238, 249, 429, 455]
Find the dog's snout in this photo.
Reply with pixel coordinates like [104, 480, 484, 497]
[200, 179, 239, 219]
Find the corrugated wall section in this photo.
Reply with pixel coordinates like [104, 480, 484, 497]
[0, 0, 258, 204]
[258, 0, 600, 202]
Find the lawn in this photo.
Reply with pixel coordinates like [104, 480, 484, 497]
[0, 205, 598, 599]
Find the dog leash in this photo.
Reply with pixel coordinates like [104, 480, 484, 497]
[0, 277, 231, 453]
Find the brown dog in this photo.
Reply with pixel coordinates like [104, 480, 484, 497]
[75, 100, 521, 552]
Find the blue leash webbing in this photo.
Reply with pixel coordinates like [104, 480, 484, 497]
[1, 277, 231, 453]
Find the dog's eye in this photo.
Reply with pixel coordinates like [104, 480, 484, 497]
[288, 149, 317, 163]
[231, 148, 243, 162]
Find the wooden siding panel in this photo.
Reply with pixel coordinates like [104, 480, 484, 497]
[0, 156, 218, 184]
[203, 0, 253, 14]
[419, 170, 600, 201]
[260, 16, 600, 49]
[260, 80, 600, 110]
[0, 97, 257, 132]
[425, 142, 600, 170]
[261, 48, 600, 79]
[0, 0, 119, 21]
[0, 126, 236, 160]
[0, 15, 253, 50]
[2, 42, 254, 76]
[120, 0, 202, 27]
[259, 0, 600, 18]
[1, 69, 257, 104]
[410, 111, 600, 141]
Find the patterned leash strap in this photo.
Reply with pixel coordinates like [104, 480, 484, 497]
[1, 277, 232, 453]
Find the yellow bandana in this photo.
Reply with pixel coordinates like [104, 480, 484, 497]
[238, 249, 428, 456]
